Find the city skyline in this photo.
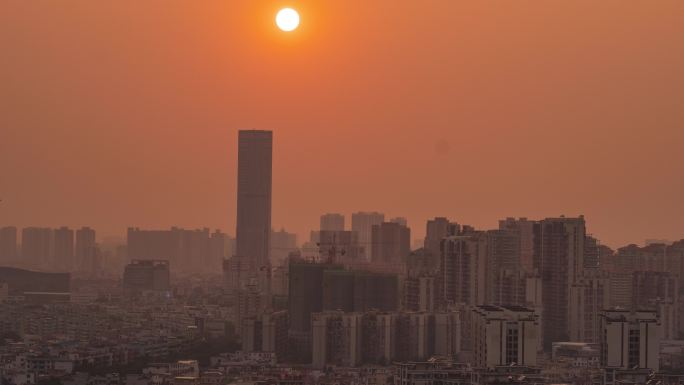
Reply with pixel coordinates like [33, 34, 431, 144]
[2, 1, 684, 248]
[4, 2, 684, 383]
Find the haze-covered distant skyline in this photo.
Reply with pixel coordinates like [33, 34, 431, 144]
[2, 1, 683, 248]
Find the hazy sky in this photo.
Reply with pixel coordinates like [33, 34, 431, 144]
[2, 1, 683, 248]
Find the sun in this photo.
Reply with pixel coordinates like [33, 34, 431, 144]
[276, 8, 300, 32]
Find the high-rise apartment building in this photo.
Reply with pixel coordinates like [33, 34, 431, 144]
[320, 213, 345, 232]
[632, 271, 679, 310]
[609, 272, 633, 309]
[533, 216, 585, 349]
[75, 227, 97, 273]
[498, 217, 535, 273]
[288, 261, 343, 333]
[287, 261, 345, 363]
[485, 229, 523, 305]
[399, 311, 461, 363]
[424, 217, 460, 267]
[53, 227, 74, 270]
[241, 310, 288, 361]
[404, 275, 436, 312]
[360, 312, 395, 365]
[312, 310, 461, 368]
[351, 212, 384, 260]
[21, 227, 53, 268]
[441, 234, 488, 306]
[371, 222, 410, 265]
[632, 271, 679, 339]
[312, 311, 363, 369]
[569, 272, 611, 343]
[600, 309, 661, 370]
[0, 227, 17, 261]
[236, 130, 272, 268]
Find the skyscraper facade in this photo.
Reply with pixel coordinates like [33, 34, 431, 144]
[351, 212, 384, 260]
[498, 217, 535, 273]
[236, 130, 273, 268]
[441, 234, 488, 306]
[534, 216, 586, 350]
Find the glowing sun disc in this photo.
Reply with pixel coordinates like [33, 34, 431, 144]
[276, 8, 299, 32]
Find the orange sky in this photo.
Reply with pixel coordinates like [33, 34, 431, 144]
[1, 1, 683, 248]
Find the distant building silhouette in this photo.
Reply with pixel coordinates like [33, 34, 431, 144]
[127, 227, 227, 274]
[320, 213, 345, 232]
[236, 130, 272, 268]
[75, 227, 97, 273]
[270, 228, 297, 262]
[53, 226, 74, 270]
[123, 259, 170, 294]
[351, 212, 384, 260]
[21, 227, 53, 268]
[371, 221, 410, 265]
[0, 226, 17, 261]
[209, 230, 231, 270]
[424, 217, 459, 269]
[317, 230, 362, 263]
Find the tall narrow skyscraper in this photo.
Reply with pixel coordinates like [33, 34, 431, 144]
[236, 130, 273, 268]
